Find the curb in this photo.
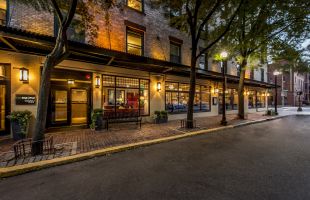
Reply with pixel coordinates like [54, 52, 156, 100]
[0, 115, 289, 178]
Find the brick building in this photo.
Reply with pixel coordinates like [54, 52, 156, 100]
[0, 0, 273, 137]
[268, 63, 307, 107]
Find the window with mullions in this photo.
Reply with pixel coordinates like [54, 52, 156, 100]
[127, 29, 144, 56]
[55, 12, 85, 43]
[102, 75, 149, 116]
[0, 0, 7, 26]
[248, 91, 256, 109]
[127, 0, 143, 12]
[165, 82, 211, 113]
[170, 42, 181, 64]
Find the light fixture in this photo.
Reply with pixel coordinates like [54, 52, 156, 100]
[273, 70, 282, 76]
[19, 67, 29, 83]
[214, 88, 219, 94]
[95, 76, 101, 88]
[157, 82, 161, 92]
[267, 93, 270, 97]
[68, 79, 75, 85]
[220, 51, 228, 59]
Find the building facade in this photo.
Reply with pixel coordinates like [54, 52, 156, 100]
[0, 0, 273, 136]
[268, 63, 307, 107]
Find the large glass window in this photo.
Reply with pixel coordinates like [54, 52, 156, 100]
[248, 91, 256, 109]
[127, 29, 143, 56]
[0, 0, 6, 26]
[257, 93, 266, 108]
[170, 42, 181, 64]
[102, 75, 149, 116]
[165, 82, 211, 113]
[127, 0, 143, 12]
[219, 89, 238, 111]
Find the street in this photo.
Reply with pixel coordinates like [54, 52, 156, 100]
[1, 115, 310, 200]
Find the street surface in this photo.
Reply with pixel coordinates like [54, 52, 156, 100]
[1, 115, 310, 200]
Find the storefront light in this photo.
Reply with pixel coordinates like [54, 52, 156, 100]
[19, 67, 29, 83]
[95, 76, 101, 88]
[157, 82, 161, 92]
[68, 79, 75, 85]
[214, 88, 219, 94]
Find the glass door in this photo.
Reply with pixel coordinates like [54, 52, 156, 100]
[51, 90, 68, 125]
[71, 89, 88, 125]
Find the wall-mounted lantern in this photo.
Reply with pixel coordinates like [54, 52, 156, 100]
[95, 76, 101, 88]
[68, 79, 75, 85]
[20, 68, 29, 83]
[157, 82, 161, 92]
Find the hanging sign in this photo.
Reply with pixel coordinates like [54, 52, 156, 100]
[16, 94, 36, 105]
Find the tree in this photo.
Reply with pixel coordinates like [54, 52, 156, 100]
[15, 0, 116, 155]
[150, 0, 243, 128]
[219, 0, 310, 119]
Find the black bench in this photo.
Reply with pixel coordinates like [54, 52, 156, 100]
[104, 112, 142, 130]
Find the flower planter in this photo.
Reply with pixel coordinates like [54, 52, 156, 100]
[95, 114, 107, 131]
[155, 118, 168, 124]
[11, 121, 28, 141]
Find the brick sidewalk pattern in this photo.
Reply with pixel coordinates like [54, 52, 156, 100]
[0, 113, 269, 167]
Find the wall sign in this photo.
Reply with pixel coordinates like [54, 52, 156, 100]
[16, 94, 36, 105]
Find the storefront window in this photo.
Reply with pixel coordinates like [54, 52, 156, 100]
[165, 82, 211, 113]
[0, 0, 6, 26]
[248, 91, 256, 109]
[102, 75, 149, 116]
[219, 89, 238, 111]
[257, 93, 266, 108]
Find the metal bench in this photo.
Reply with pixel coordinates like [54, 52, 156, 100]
[105, 111, 142, 130]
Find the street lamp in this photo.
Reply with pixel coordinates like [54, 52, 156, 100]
[273, 70, 282, 115]
[297, 91, 303, 112]
[220, 51, 228, 125]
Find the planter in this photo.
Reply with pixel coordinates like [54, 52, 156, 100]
[155, 118, 168, 124]
[95, 115, 107, 131]
[11, 121, 28, 141]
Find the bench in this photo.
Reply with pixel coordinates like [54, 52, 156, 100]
[104, 111, 142, 130]
[13, 136, 54, 159]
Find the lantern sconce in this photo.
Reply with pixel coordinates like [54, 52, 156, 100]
[214, 88, 219, 94]
[157, 82, 161, 92]
[95, 76, 101, 88]
[19, 67, 29, 83]
[68, 79, 75, 85]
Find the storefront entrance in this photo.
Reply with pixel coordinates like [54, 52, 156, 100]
[0, 64, 10, 136]
[47, 69, 92, 128]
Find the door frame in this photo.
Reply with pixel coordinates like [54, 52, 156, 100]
[47, 83, 92, 128]
[0, 63, 11, 136]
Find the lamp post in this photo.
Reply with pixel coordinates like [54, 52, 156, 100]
[297, 91, 303, 112]
[220, 51, 228, 125]
[273, 70, 282, 115]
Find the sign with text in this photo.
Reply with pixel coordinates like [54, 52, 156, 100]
[16, 94, 36, 105]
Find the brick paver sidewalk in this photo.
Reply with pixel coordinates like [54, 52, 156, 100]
[0, 113, 270, 167]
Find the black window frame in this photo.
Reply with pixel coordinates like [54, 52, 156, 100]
[126, 27, 144, 56]
[170, 42, 181, 64]
[260, 68, 265, 82]
[54, 11, 86, 43]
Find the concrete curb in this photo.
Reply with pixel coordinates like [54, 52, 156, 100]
[0, 115, 290, 178]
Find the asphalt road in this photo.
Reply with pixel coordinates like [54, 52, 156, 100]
[1, 115, 310, 200]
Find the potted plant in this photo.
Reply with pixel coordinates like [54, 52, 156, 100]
[160, 110, 168, 123]
[154, 111, 161, 124]
[90, 108, 105, 131]
[7, 110, 32, 141]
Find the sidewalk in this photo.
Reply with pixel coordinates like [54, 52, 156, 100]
[0, 112, 278, 168]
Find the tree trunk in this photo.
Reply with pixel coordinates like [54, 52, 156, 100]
[238, 59, 247, 119]
[186, 55, 197, 129]
[31, 29, 68, 155]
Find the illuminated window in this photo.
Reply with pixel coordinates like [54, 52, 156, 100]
[127, 29, 143, 56]
[170, 42, 181, 64]
[127, 0, 143, 12]
[0, 0, 7, 26]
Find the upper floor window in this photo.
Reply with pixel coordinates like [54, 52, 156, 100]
[55, 12, 85, 43]
[127, 0, 143, 12]
[261, 68, 265, 82]
[126, 28, 144, 56]
[170, 42, 181, 64]
[0, 0, 7, 26]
